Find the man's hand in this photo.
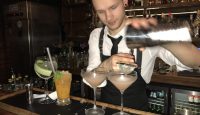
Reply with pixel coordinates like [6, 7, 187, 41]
[125, 17, 157, 51]
[126, 17, 157, 29]
[97, 53, 137, 72]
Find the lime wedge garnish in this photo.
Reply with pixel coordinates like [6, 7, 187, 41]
[34, 60, 52, 77]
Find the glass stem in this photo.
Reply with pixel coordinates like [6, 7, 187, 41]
[45, 79, 49, 99]
[93, 87, 97, 109]
[121, 92, 124, 113]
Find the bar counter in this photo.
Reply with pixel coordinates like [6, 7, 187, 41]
[0, 88, 156, 115]
[151, 72, 200, 88]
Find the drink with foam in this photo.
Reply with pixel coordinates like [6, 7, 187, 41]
[83, 71, 106, 88]
[109, 73, 137, 93]
[108, 71, 137, 115]
[81, 69, 107, 115]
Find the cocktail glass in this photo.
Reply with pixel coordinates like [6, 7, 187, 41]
[81, 69, 107, 115]
[34, 56, 57, 104]
[108, 71, 137, 115]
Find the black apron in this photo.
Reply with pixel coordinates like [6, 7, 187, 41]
[99, 27, 148, 111]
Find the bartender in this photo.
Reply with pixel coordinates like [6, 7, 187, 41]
[85, 0, 200, 111]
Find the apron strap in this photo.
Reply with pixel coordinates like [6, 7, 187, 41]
[99, 26, 143, 73]
[136, 49, 142, 73]
[99, 26, 105, 61]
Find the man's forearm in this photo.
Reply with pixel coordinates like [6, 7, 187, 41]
[162, 43, 200, 68]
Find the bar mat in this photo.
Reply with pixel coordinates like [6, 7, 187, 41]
[0, 91, 122, 115]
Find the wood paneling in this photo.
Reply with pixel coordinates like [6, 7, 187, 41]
[61, 1, 93, 42]
[0, 1, 61, 83]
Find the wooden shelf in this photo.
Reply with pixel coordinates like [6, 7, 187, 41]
[146, 1, 200, 9]
[125, 1, 200, 16]
[151, 73, 200, 88]
[126, 2, 200, 11]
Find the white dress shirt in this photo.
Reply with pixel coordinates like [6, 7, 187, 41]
[87, 26, 191, 84]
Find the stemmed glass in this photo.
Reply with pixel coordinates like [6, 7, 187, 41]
[34, 56, 58, 104]
[108, 71, 137, 115]
[81, 69, 107, 115]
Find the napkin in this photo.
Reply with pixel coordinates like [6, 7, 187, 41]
[33, 91, 57, 100]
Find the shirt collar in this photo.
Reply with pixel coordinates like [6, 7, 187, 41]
[105, 26, 126, 39]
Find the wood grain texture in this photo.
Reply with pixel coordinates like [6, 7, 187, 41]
[71, 96, 158, 115]
[0, 90, 26, 100]
[0, 102, 39, 115]
[0, 88, 157, 115]
[151, 73, 200, 88]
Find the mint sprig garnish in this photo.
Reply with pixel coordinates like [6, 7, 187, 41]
[54, 71, 63, 80]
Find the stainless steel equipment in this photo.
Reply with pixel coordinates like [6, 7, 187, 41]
[171, 88, 200, 115]
[125, 21, 200, 48]
[146, 84, 170, 115]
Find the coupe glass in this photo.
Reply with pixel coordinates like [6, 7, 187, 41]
[108, 71, 137, 115]
[81, 69, 107, 115]
[34, 56, 58, 104]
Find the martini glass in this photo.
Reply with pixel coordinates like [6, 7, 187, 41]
[108, 71, 137, 115]
[34, 56, 58, 104]
[81, 69, 107, 115]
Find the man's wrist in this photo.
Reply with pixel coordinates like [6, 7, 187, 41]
[94, 66, 112, 72]
[95, 63, 112, 73]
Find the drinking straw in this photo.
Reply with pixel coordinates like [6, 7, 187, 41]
[46, 47, 56, 74]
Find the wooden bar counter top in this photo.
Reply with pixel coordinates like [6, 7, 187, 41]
[0, 88, 157, 115]
[0, 72, 199, 115]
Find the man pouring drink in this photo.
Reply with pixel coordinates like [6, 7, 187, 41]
[83, 0, 200, 113]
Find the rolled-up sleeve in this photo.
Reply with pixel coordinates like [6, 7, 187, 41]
[158, 46, 191, 71]
[141, 46, 191, 84]
[87, 28, 102, 71]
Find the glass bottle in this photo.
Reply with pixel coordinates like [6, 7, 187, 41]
[193, 10, 200, 38]
[8, 79, 13, 91]
[10, 68, 16, 90]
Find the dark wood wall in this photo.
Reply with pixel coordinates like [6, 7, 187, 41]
[0, 1, 62, 83]
[61, 0, 94, 42]
[0, 3, 9, 83]
[0, 0, 92, 83]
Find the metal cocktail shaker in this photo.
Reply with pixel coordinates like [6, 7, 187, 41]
[125, 21, 200, 48]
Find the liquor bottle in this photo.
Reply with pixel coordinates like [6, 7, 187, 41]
[160, 13, 167, 23]
[193, 10, 200, 38]
[125, 20, 200, 48]
[10, 67, 16, 90]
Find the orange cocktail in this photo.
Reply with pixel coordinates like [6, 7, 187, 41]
[54, 71, 72, 106]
